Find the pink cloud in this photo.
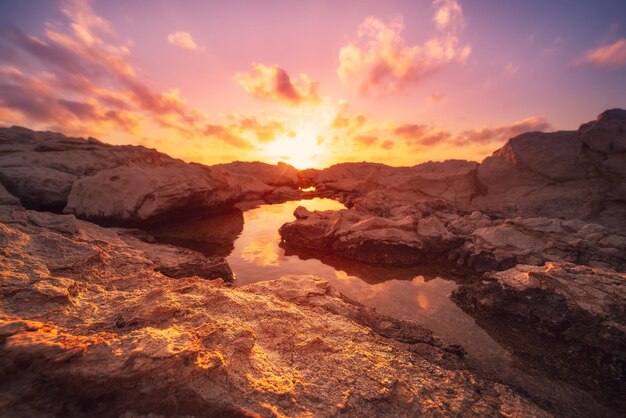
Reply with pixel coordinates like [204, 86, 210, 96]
[455, 116, 551, 145]
[234, 63, 319, 106]
[167, 31, 200, 50]
[337, 1, 471, 95]
[577, 38, 626, 70]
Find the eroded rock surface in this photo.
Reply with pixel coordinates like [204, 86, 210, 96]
[280, 202, 626, 273]
[300, 109, 626, 232]
[452, 262, 626, 410]
[0, 205, 550, 417]
[0, 127, 303, 224]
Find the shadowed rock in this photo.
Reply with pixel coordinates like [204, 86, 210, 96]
[452, 262, 626, 411]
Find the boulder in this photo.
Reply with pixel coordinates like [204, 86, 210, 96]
[64, 164, 242, 224]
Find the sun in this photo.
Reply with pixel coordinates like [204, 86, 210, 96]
[263, 128, 330, 169]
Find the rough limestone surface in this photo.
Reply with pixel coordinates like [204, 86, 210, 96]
[451, 215, 626, 272]
[473, 109, 626, 227]
[64, 164, 242, 224]
[280, 202, 626, 273]
[452, 262, 626, 409]
[302, 160, 479, 209]
[0, 205, 549, 417]
[279, 205, 460, 266]
[301, 109, 626, 232]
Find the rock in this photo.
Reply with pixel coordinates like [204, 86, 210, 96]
[264, 185, 305, 203]
[0, 127, 304, 225]
[303, 160, 480, 210]
[453, 216, 626, 272]
[213, 161, 300, 187]
[473, 110, 626, 228]
[452, 262, 626, 409]
[0, 182, 20, 206]
[0, 126, 176, 211]
[0, 166, 77, 210]
[0, 205, 549, 417]
[279, 206, 460, 266]
[64, 164, 242, 225]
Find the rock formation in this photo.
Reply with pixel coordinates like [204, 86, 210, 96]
[0, 127, 303, 224]
[2, 109, 626, 416]
[452, 262, 626, 410]
[0, 205, 550, 417]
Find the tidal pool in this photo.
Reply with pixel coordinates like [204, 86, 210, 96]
[226, 198, 509, 366]
[146, 197, 613, 415]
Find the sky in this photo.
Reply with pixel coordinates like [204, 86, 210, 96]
[0, 0, 625, 168]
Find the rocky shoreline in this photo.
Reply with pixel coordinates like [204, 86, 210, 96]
[1, 109, 625, 416]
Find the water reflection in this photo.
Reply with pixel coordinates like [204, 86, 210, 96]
[147, 198, 614, 416]
[146, 210, 244, 258]
[225, 198, 508, 365]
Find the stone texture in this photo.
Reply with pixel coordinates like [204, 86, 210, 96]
[0, 126, 303, 224]
[0, 205, 549, 417]
[0, 182, 20, 206]
[452, 262, 626, 410]
[279, 204, 460, 266]
[64, 164, 242, 224]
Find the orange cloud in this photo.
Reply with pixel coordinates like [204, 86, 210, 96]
[337, 1, 471, 94]
[167, 31, 200, 50]
[455, 116, 551, 145]
[577, 38, 626, 70]
[354, 135, 379, 147]
[0, 0, 260, 150]
[395, 124, 451, 147]
[427, 91, 445, 103]
[234, 63, 320, 106]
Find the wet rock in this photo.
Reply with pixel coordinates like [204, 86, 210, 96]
[279, 206, 460, 266]
[0, 205, 550, 417]
[452, 262, 626, 410]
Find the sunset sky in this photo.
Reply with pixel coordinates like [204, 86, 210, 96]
[1, 0, 625, 168]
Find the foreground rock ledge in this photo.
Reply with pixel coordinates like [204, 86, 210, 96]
[452, 262, 626, 410]
[0, 206, 549, 417]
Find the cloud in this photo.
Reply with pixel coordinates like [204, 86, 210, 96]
[394, 123, 451, 147]
[504, 62, 519, 76]
[577, 38, 626, 70]
[353, 135, 379, 147]
[337, 0, 471, 95]
[167, 31, 199, 50]
[0, 0, 262, 150]
[234, 63, 319, 106]
[455, 116, 551, 145]
[426, 91, 445, 103]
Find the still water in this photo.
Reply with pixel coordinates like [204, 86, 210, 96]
[147, 197, 612, 415]
[226, 198, 508, 366]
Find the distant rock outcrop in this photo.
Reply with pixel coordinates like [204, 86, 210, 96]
[298, 109, 626, 232]
[0, 127, 302, 224]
